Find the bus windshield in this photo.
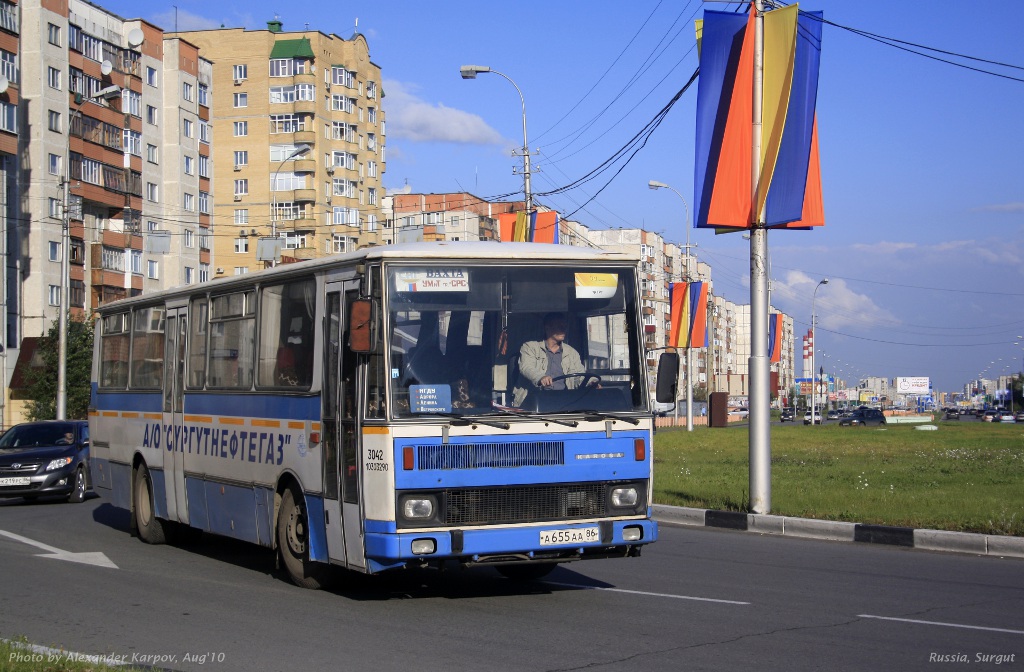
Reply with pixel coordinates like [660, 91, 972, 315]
[386, 263, 646, 418]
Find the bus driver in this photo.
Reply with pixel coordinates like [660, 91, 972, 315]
[514, 313, 592, 407]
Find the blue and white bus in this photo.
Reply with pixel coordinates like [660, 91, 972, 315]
[89, 243, 677, 587]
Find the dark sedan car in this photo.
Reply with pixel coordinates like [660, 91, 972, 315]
[780, 408, 795, 422]
[0, 420, 90, 503]
[838, 408, 886, 427]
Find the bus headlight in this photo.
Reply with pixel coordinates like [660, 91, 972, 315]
[611, 487, 638, 508]
[402, 496, 435, 519]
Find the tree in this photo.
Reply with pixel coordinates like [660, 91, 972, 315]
[26, 315, 94, 420]
[691, 384, 709, 402]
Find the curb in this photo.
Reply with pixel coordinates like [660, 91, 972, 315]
[652, 504, 1024, 559]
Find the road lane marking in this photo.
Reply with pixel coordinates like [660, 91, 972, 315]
[0, 529, 118, 569]
[859, 614, 1024, 635]
[546, 581, 750, 604]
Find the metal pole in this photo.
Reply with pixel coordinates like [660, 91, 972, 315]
[56, 145, 72, 420]
[811, 279, 828, 426]
[748, 0, 771, 514]
[491, 70, 530, 214]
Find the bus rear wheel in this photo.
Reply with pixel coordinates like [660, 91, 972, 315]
[133, 463, 167, 544]
[277, 487, 333, 589]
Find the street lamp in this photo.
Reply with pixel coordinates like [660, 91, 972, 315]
[648, 179, 694, 432]
[460, 65, 532, 215]
[57, 91, 121, 419]
[270, 144, 311, 267]
[810, 278, 829, 425]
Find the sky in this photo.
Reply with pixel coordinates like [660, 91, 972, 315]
[96, 0, 1024, 394]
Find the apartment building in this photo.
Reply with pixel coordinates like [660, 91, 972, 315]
[174, 20, 386, 273]
[388, 192, 509, 242]
[5, 1, 210, 424]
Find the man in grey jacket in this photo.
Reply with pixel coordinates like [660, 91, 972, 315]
[513, 313, 588, 407]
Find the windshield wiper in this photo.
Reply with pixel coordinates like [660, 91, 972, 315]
[579, 410, 641, 426]
[486, 407, 578, 428]
[416, 412, 510, 430]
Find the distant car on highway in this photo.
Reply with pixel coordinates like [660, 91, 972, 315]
[996, 412, 1016, 423]
[944, 409, 960, 420]
[826, 410, 839, 420]
[780, 408, 795, 422]
[0, 420, 91, 503]
[1016, 412, 1024, 423]
[982, 410, 998, 422]
[803, 411, 822, 425]
[838, 408, 886, 427]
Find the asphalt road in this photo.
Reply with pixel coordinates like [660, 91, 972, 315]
[1, 495, 1022, 672]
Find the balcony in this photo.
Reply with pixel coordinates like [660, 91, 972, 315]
[294, 130, 316, 145]
[293, 158, 316, 173]
[294, 188, 317, 202]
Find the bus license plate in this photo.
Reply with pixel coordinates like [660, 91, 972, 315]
[0, 477, 30, 486]
[539, 527, 599, 546]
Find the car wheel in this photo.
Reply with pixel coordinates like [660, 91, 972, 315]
[67, 465, 87, 503]
[133, 463, 168, 544]
[277, 486, 334, 589]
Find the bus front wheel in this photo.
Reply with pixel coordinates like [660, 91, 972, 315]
[277, 487, 333, 589]
[133, 463, 167, 544]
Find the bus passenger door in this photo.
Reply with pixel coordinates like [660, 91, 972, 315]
[324, 283, 365, 569]
[162, 308, 188, 523]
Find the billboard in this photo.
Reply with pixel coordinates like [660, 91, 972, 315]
[896, 377, 930, 395]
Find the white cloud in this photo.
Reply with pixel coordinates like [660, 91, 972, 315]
[772, 270, 898, 332]
[975, 202, 1024, 213]
[383, 80, 506, 145]
[850, 241, 916, 254]
[150, 9, 226, 32]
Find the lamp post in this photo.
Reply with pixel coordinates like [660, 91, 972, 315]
[648, 180, 694, 432]
[460, 65, 532, 215]
[270, 144, 311, 267]
[810, 278, 829, 425]
[57, 88, 120, 419]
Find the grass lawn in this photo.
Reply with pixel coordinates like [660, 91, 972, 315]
[653, 420, 1024, 536]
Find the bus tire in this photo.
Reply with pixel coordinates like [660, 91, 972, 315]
[133, 463, 167, 545]
[277, 487, 332, 589]
[496, 563, 557, 581]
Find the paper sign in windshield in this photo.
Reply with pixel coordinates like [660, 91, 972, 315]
[575, 273, 618, 299]
[395, 268, 470, 293]
[410, 385, 453, 413]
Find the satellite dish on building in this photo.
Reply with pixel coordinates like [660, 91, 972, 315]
[0, 77, 8, 94]
[100, 60, 113, 76]
[127, 28, 145, 48]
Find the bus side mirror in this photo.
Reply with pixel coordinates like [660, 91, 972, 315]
[349, 299, 376, 353]
[655, 352, 679, 403]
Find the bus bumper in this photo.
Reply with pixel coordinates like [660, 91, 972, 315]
[364, 518, 657, 568]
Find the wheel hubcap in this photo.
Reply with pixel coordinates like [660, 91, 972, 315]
[286, 505, 307, 555]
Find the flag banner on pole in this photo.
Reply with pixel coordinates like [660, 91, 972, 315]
[532, 211, 559, 243]
[669, 282, 709, 348]
[498, 211, 559, 243]
[768, 312, 784, 363]
[694, 3, 824, 231]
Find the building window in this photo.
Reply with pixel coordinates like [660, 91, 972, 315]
[146, 183, 158, 202]
[232, 64, 247, 81]
[0, 50, 16, 85]
[199, 155, 210, 177]
[233, 92, 247, 108]
[234, 150, 248, 168]
[233, 121, 248, 137]
[185, 267, 195, 284]
[184, 155, 194, 175]
[270, 58, 304, 77]
[48, 154, 61, 176]
[48, 285, 61, 307]
[185, 230, 195, 248]
[183, 193, 195, 212]
[234, 267, 249, 276]
[234, 209, 249, 224]
[47, 67, 61, 90]
[102, 247, 124, 271]
[48, 23, 61, 46]
[183, 118, 193, 138]
[130, 249, 142, 274]
[198, 83, 209, 107]
[368, 188, 377, 206]
[48, 110, 61, 132]
[69, 280, 85, 308]
[147, 260, 159, 279]
[199, 263, 210, 283]
[49, 198, 61, 218]
[0, 100, 15, 133]
[234, 179, 248, 196]
[146, 105, 157, 125]
[146, 144, 158, 163]
[199, 121, 211, 144]
[182, 81, 194, 102]
[234, 238, 249, 253]
[199, 191, 210, 215]
[48, 241, 61, 261]
[146, 66, 157, 87]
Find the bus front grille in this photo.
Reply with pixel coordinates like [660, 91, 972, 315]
[417, 441, 565, 470]
[444, 483, 605, 526]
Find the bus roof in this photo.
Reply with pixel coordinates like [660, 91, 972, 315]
[95, 242, 641, 313]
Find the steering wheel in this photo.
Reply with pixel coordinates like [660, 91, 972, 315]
[549, 372, 602, 388]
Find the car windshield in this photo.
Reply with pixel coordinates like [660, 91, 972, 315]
[0, 423, 77, 450]
[385, 264, 645, 419]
